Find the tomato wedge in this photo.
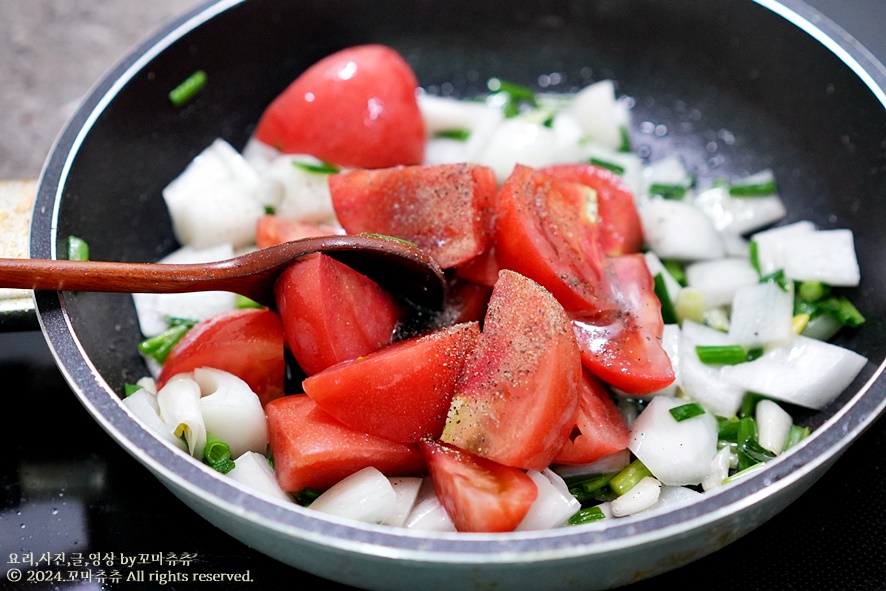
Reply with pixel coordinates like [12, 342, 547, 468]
[329, 163, 497, 269]
[419, 439, 537, 533]
[440, 270, 582, 471]
[253, 44, 425, 169]
[255, 214, 341, 249]
[552, 370, 631, 465]
[266, 395, 426, 493]
[572, 254, 675, 395]
[157, 308, 285, 407]
[302, 322, 481, 443]
[274, 253, 402, 375]
[494, 164, 613, 314]
[541, 163, 644, 256]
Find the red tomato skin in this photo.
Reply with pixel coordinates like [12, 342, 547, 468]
[302, 322, 481, 443]
[541, 163, 644, 256]
[255, 215, 342, 249]
[572, 254, 675, 395]
[253, 44, 424, 169]
[419, 439, 538, 533]
[157, 308, 285, 407]
[552, 370, 631, 465]
[329, 163, 498, 269]
[440, 270, 582, 471]
[274, 253, 402, 376]
[266, 395, 426, 493]
[494, 164, 614, 314]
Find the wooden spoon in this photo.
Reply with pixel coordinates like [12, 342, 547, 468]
[0, 234, 446, 309]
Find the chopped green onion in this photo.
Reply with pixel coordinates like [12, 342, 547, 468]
[203, 432, 235, 474]
[669, 402, 706, 422]
[564, 472, 617, 505]
[123, 383, 143, 397]
[295, 487, 321, 506]
[653, 273, 678, 325]
[695, 345, 757, 365]
[609, 459, 653, 496]
[358, 232, 418, 248]
[662, 259, 687, 287]
[759, 268, 790, 292]
[138, 318, 197, 364]
[487, 78, 538, 118]
[568, 506, 607, 525]
[783, 424, 811, 451]
[728, 177, 777, 197]
[292, 160, 340, 174]
[739, 391, 769, 419]
[717, 417, 741, 443]
[818, 296, 865, 328]
[797, 280, 829, 302]
[67, 235, 90, 261]
[264, 205, 276, 215]
[649, 183, 689, 200]
[168, 70, 207, 107]
[589, 158, 625, 176]
[235, 294, 264, 309]
[748, 240, 761, 276]
[736, 417, 775, 471]
[433, 128, 472, 141]
[618, 126, 632, 152]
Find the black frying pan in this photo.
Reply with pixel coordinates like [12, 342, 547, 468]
[29, 1, 886, 589]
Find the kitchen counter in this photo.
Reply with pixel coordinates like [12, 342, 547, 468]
[1, 1, 884, 589]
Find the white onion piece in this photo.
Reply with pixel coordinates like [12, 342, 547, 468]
[193, 368, 268, 458]
[685, 257, 759, 308]
[404, 478, 456, 532]
[478, 119, 559, 183]
[780, 229, 861, 286]
[551, 449, 632, 479]
[642, 156, 693, 197]
[419, 93, 502, 136]
[156, 376, 206, 459]
[550, 111, 586, 163]
[569, 80, 630, 151]
[580, 144, 644, 196]
[638, 198, 724, 261]
[692, 184, 787, 235]
[640, 484, 703, 514]
[121, 389, 188, 452]
[610, 476, 661, 516]
[227, 451, 293, 503]
[255, 155, 337, 223]
[678, 321, 746, 417]
[719, 335, 868, 409]
[728, 281, 794, 347]
[385, 477, 423, 528]
[132, 243, 237, 337]
[702, 446, 736, 491]
[755, 400, 793, 455]
[643, 252, 682, 314]
[629, 396, 719, 486]
[162, 138, 264, 249]
[750, 220, 817, 276]
[309, 467, 398, 524]
[240, 136, 281, 173]
[423, 137, 471, 166]
[516, 469, 580, 530]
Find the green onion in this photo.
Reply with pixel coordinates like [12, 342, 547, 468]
[669, 402, 706, 422]
[264, 205, 276, 215]
[138, 318, 197, 364]
[759, 269, 791, 292]
[433, 128, 472, 141]
[292, 160, 340, 174]
[728, 177, 777, 197]
[783, 424, 811, 451]
[695, 345, 757, 365]
[235, 294, 264, 309]
[818, 296, 865, 328]
[295, 488, 321, 506]
[797, 280, 829, 302]
[168, 70, 207, 107]
[564, 472, 617, 505]
[618, 126, 632, 152]
[123, 383, 143, 397]
[653, 273, 678, 325]
[662, 259, 687, 287]
[203, 432, 235, 474]
[589, 158, 625, 176]
[748, 241, 761, 276]
[67, 235, 90, 261]
[735, 417, 775, 471]
[717, 417, 741, 443]
[649, 183, 689, 200]
[609, 459, 653, 496]
[739, 392, 769, 419]
[487, 78, 538, 118]
[568, 506, 607, 525]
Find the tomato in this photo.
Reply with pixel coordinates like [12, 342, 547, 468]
[274, 253, 402, 375]
[454, 245, 500, 287]
[252, 44, 425, 169]
[266, 395, 426, 493]
[552, 370, 631, 465]
[255, 215, 341, 249]
[493, 164, 613, 314]
[418, 439, 537, 533]
[440, 270, 582, 471]
[541, 163, 644, 256]
[329, 163, 498, 269]
[572, 254, 675, 395]
[302, 322, 481, 443]
[157, 308, 285, 407]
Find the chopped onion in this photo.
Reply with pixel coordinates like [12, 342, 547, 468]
[685, 257, 759, 308]
[678, 321, 747, 418]
[638, 198, 725, 261]
[309, 467, 398, 524]
[516, 469, 580, 530]
[692, 182, 786, 235]
[755, 400, 793, 455]
[728, 281, 794, 348]
[255, 154, 338, 223]
[385, 477, 423, 527]
[227, 451, 293, 503]
[640, 484, 703, 514]
[156, 376, 206, 459]
[551, 449, 632, 479]
[121, 389, 188, 452]
[702, 446, 736, 491]
[193, 368, 268, 458]
[569, 80, 631, 150]
[478, 119, 559, 182]
[610, 476, 661, 516]
[404, 478, 456, 532]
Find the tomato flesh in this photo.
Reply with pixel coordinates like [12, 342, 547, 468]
[253, 44, 425, 169]
[266, 394, 425, 493]
[255, 215, 341, 249]
[274, 253, 402, 376]
[302, 322, 481, 443]
[157, 308, 285, 407]
[440, 270, 582, 471]
[419, 439, 537, 533]
[330, 163, 498, 269]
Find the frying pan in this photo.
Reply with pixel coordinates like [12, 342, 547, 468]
[28, 0, 886, 589]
